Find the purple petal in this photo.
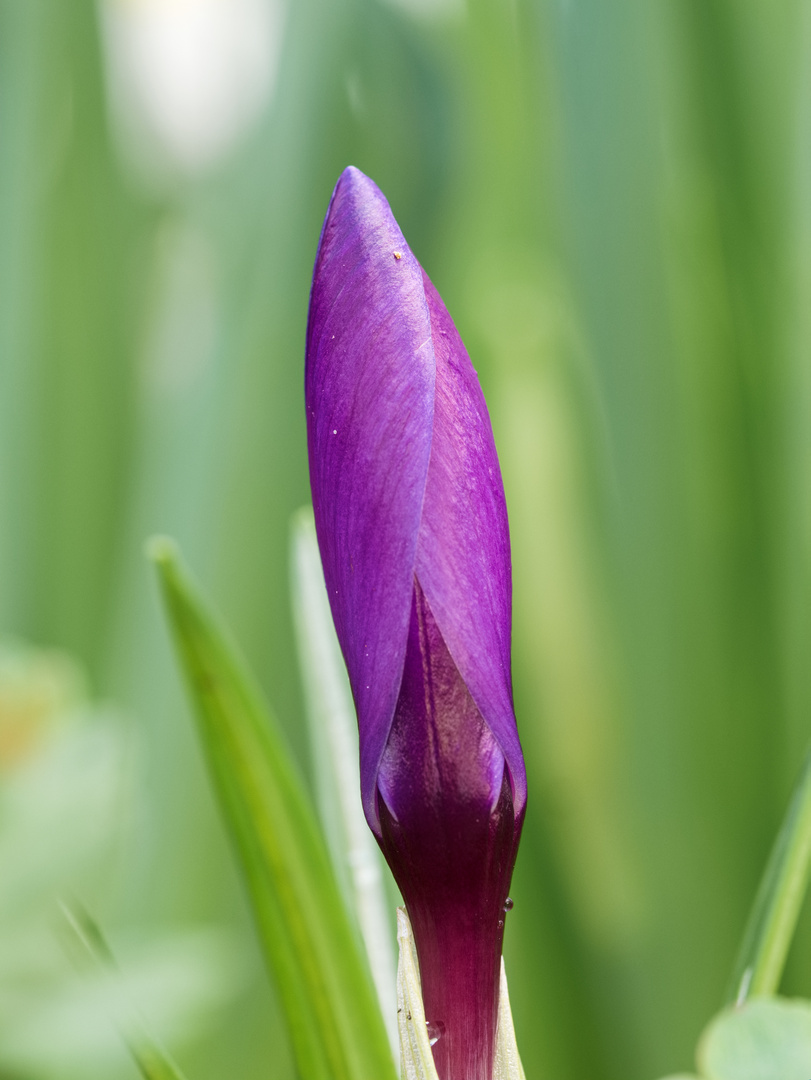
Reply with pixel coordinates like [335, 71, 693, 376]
[305, 167, 435, 827]
[415, 270, 527, 821]
[306, 164, 525, 830]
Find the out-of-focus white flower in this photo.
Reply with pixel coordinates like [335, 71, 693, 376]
[101, 0, 286, 176]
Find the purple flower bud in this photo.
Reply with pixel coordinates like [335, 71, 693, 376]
[305, 167, 526, 1080]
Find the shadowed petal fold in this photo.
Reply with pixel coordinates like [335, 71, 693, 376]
[415, 270, 526, 823]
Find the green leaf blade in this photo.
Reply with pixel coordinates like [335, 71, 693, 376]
[149, 537, 396, 1080]
[727, 748, 811, 1004]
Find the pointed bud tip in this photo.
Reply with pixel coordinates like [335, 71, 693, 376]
[336, 164, 376, 193]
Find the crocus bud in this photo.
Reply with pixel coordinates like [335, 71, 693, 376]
[305, 167, 526, 1080]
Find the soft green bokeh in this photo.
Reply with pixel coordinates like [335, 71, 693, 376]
[698, 998, 811, 1080]
[1, 1, 810, 1078]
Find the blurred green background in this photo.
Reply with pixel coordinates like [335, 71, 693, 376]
[1, 0, 810, 1077]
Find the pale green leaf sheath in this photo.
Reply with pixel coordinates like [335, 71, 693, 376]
[149, 538, 396, 1080]
[290, 506, 397, 1052]
[396, 908, 526, 1080]
[397, 908, 439, 1080]
[493, 958, 527, 1080]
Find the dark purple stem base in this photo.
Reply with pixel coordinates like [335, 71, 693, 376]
[376, 582, 521, 1080]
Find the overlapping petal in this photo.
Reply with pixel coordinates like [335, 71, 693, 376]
[306, 166, 525, 833]
[305, 167, 435, 828]
[415, 269, 526, 823]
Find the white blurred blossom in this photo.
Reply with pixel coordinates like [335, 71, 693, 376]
[101, 0, 286, 176]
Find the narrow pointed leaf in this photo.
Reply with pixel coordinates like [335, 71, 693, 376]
[727, 748, 811, 1004]
[149, 537, 396, 1080]
[60, 903, 190, 1080]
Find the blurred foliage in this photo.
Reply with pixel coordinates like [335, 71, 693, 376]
[1, 0, 810, 1078]
[695, 997, 811, 1080]
[0, 639, 243, 1079]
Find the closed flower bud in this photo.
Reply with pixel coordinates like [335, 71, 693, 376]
[305, 167, 526, 1080]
